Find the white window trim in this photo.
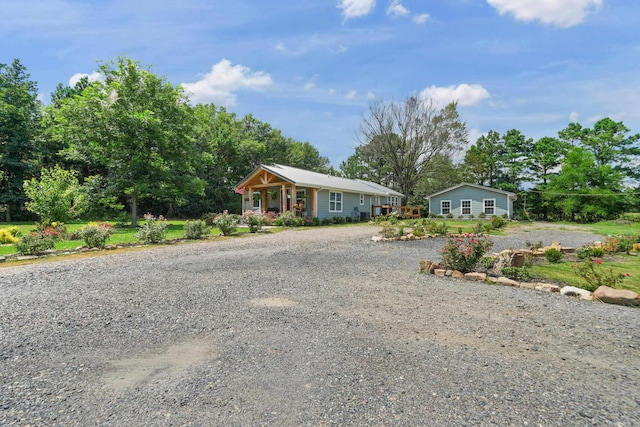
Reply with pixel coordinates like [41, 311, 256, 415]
[461, 199, 472, 215]
[359, 194, 365, 205]
[483, 198, 496, 215]
[441, 200, 451, 215]
[329, 191, 343, 213]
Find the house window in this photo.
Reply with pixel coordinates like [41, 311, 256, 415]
[329, 191, 343, 212]
[387, 196, 399, 206]
[461, 200, 471, 215]
[360, 194, 365, 205]
[441, 200, 451, 215]
[483, 199, 495, 215]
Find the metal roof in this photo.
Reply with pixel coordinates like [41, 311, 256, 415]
[239, 164, 404, 197]
[425, 182, 517, 199]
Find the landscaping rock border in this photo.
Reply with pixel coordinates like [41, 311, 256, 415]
[418, 258, 639, 307]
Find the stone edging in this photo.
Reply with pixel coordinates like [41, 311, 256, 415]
[418, 259, 640, 308]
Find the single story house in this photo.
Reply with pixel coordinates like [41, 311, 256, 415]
[426, 183, 517, 218]
[234, 164, 404, 221]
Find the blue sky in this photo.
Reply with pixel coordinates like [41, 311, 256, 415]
[2, 0, 639, 167]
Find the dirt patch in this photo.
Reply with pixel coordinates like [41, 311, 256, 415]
[102, 339, 213, 392]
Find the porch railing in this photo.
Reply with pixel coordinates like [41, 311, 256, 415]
[371, 205, 421, 219]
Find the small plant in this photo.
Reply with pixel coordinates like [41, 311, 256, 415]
[242, 211, 266, 233]
[474, 222, 484, 235]
[602, 236, 619, 254]
[490, 215, 506, 229]
[333, 216, 345, 224]
[183, 219, 212, 239]
[0, 229, 19, 244]
[501, 213, 509, 219]
[413, 225, 425, 237]
[380, 224, 399, 239]
[446, 212, 454, 219]
[544, 248, 563, 263]
[616, 236, 634, 254]
[525, 240, 543, 251]
[501, 266, 533, 281]
[468, 214, 474, 220]
[479, 256, 496, 270]
[478, 212, 486, 219]
[424, 221, 448, 235]
[573, 258, 630, 291]
[280, 211, 302, 227]
[77, 222, 114, 248]
[387, 212, 400, 225]
[439, 235, 494, 273]
[321, 217, 332, 225]
[134, 213, 169, 243]
[483, 223, 493, 233]
[211, 210, 239, 235]
[15, 233, 56, 255]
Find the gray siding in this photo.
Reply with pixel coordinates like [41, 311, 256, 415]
[316, 190, 370, 220]
[429, 186, 513, 218]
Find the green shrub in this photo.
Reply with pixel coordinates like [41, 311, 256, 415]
[440, 235, 494, 273]
[242, 211, 266, 233]
[183, 219, 211, 239]
[135, 213, 169, 243]
[380, 224, 399, 238]
[412, 225, 425, 237]
[320, 217, 332, 226]
[573, 258, 630, 291]
[446, 213, 454, 219]
[77, 222, 114, 248]
[0, 229, 19, 244]
[501, 266, 532, 281]
[480, 256, 495, 270]
[280, 211, 302, 227]
[332, 216, 345, 224]
[483, 223, 493, 233]
[15, 233, 56, 255]
[212, 210, 239, 235]
[490, 215, 507, 229]
[478, 212, 486, 219]
[387, 212, 400, 224]
[424, 221, 448, 235]
[6, 226, 21, 237]
[525, 240, 543, 251]
[544, 248, 563, 263]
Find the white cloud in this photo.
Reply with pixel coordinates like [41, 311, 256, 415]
[367, 91, 375, 100]
[487, 0, 603, 28]
[337, 0, 376, 19]
[468, 128, 485, 145]
[275, 42, 285, 51]
[387, 0, 409, 17]
[329, 89, 336, 96]
[420, 84, 490, 109]
[304, 82, 315, 90]
[181, 59, 272, 106]
[69, 71, 102, 87]
[345, 90, 357, 99]
[412, 13, 430, 25]
[569, 111, 580, 122]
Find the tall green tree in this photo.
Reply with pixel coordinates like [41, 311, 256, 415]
[527, 136, 570, 219]
[358, 96, 467, 203]
[497, 129, 532, 192]
[48, 57, 204, 225]
[558, 118, 640, 183]
[23, 165, 88, 222]
[463, 130, 503, 187]
[0, 59, 41, 220]
[546, 147, 626, 221]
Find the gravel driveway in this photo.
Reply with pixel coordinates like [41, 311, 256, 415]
[1, 225, 638, 426]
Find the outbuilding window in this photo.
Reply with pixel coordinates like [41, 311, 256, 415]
[483, 199, 495, 215]
[461, 200, 471, 215]
[441, 200, 451, 215]
[360, 194, 365, 205]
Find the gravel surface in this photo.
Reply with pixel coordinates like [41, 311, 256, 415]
[1, 224, 638, 426]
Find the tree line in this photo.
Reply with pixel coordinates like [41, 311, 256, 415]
[340, 96, 640, 222]
[0, 57, 330, 225]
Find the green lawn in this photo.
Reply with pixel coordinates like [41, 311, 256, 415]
[529, 254, 640, 294]
[0, 220, 225, 256]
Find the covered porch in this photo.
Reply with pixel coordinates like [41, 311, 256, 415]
[238, 169, 316, 217]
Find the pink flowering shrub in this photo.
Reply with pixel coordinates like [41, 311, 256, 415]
[572, 258, 630, 291]
[440, 234, 494, 273]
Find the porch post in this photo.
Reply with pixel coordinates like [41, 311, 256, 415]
[262, 191, 267, 214]
[281, 184, 286, 213]
[248, 188, 253, 212]
[291, 184, 297, 213]
[310, 188, 316, 218]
